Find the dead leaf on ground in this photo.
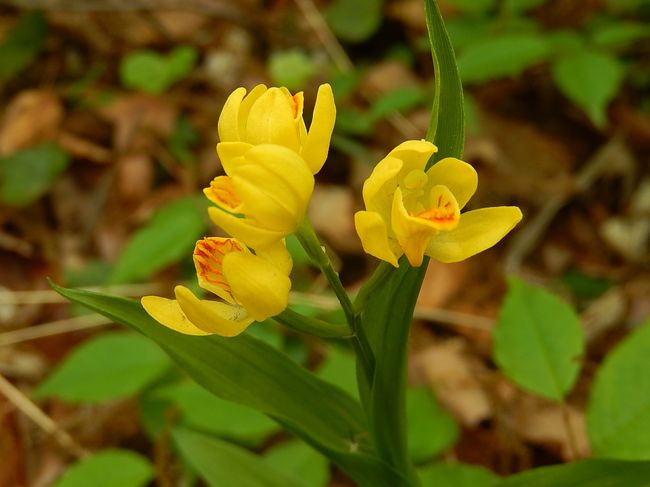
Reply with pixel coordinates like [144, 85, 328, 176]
[309, 185, 360, 253]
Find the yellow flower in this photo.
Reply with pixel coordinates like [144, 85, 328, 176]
[354, 140, 522, 267]
[206, 143, 314, 249]
[141, 237, 292, 337]
[217, 83, 336, 174]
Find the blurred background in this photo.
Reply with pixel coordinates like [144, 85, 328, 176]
[0, 0, 649, 485]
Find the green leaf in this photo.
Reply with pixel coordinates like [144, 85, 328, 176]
[496, 459, 650, 487]
[503, 0, 547, 14]
[35, 332, 171, 402]
[0, 11, 48, 81]
[493, 277, 584, 401]
[587, 320, 650, 459]
[0, 143, 69, 207]
[154, 381, 279, 447]
[445, 0, 495, 15]
[324, 0, 384, 43]
[317, 346, 358, 399]
[109, 196, 207, 284]
[458, 35, 551, 84]
[370, 87, 427, 120]
[419, 462, 499, 487]
[407, 387, 459, 463]
[51, 285, 405, 487]
[591, 22, 650, 49]
[264, 440, 330, 487]
[52, 449, 153, 487]
[269, 49, 319, 91]
[551, 50, 624, 128]
[173, 428, 304, 487]
[120, 46, 197, 94]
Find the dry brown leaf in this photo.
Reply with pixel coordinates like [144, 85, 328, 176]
[116, 153, 154, 201]
[0, 90, 63, 155]
[309, 185, 360, 253]
[412, 339, 492, 426]
[417, 260, 468, 310]
[361, 59, 421, 95]
[581, 287, 627, 341]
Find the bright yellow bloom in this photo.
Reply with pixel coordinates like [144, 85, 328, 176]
[206, 143, 314, 249]
[217, 84, 336, 174]
[355, 140, 522, 267]
[141, 237, 291, 337]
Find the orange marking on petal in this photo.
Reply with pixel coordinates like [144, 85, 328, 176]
[207, 177, 241, 210]
[193, 237, 244, 296]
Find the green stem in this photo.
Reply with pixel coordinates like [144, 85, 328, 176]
[274, 308, 352, 338]
[295, 219, 375, 383]
[353, 261, 393, 314]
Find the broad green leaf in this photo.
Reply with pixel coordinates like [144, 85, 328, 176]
[154, 381, 279, 447]
[317, 346, 358, 399]
[493, 277, 584, 401]
[109, 196, 207, 284]
[407, 387, 459, 463]
[591, 22, 650, 49]
[587, 321, 650, 459]
[264, 440, 330, 487]
[35, 332, 171, 402]
[52, 449, 153, 487]
[0, 143, 69, 207]
[496, 458, 650, 487]
[335, 108, 375, 136]
[445, 0, 495, 15]
[551, 51, 624, 128]
[51, 285, 405, 487]
[370, 86, 427, 120]
[269, 50, 319, 91]
[324, 0, 383, 43]
[120, 46, 197, 94]
[560, 268, 612, 300]
[0, 11, 48, 81]
[173, 428, 303, 487]
[458, 35, 551, 84]
[546, 31, 586, 55]
[503, 0, 547, 14]
[419, 463, 499, 487]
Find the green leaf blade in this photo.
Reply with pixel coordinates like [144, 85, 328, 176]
[493, 277, 584, 401]
[52, 449, 153, 487]
[419, 462, 499, 487]
[587, 320, 650, 459]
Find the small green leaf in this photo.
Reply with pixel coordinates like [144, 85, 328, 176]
[36, 332, 171, 402]
[445, 0, 495, 15]
[52, 449, 153, 487]
[551, 50, 624, 128]
[407, 387, 459, 463]
[587, 320, 650, 459]
[264, 440, 330, 487]
[493, 277, 584, 401]
[109, 196, 207, 284]
[324, 0, 384, 43]
[120, 46, 197, 94]
[419, 462, 499, 487]
[370, 86, 427, 120]
[0, 11, 48, 81]
[173, 428, 306, 487]
[269, 49, 319, 91]
[0, 143, 69, 207]
[155, 381, 279, 447]
[496, 458, 650, 487]
[317, 346, 358, 399]
[458, 35, 551, 84]
[503, 0, 547, 14]
[591, 22, 650, 49]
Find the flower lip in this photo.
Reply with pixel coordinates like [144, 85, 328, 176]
[193, 237, 244, 303]
[205, 176, 241, 211]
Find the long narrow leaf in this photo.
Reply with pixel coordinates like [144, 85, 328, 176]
[52, 285, 404, 487]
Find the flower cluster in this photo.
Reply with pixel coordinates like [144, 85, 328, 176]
[354, 140, 522, 267]
[142, 84, 336, 336]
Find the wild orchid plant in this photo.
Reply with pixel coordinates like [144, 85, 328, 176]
[55, 2, 522, 486]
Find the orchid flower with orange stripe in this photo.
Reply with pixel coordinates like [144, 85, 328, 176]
[354, 140, 522, 267]
[216, 84, 336, 174]
[141, 237, 291, 337]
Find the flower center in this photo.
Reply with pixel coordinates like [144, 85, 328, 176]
[193, 238, 243, 297]
[205, 176, 241, 210]
[412, 184, 460, 230]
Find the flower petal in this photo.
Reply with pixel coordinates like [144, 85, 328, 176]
[208, 206, 285, 249]
[223, 251, 291, 321]
[354, 210, 400, 267]
[216, 141, 253, 174]
[174, 285, 254, 337]
[218, 87, 246, 142]
[425, 157, 477, 209]
[363, 156, 403, 216]
[388, 139, 438, 177]
[141, 295, 211, 336]
[257, 240, 293, 276]
[301, 83, 336, 174]
[426, 206, 523, 263]
[245, 88, 301, 152]
[236, 84, 267, 138]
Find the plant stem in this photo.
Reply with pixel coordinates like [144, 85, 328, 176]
[295, 218, 375, 383]
[353, 261, 393, 313]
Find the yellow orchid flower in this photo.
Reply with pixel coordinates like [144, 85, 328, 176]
[217, 83, 336, 174]
[141, 237, 292, 337]
[355, 140, 522, 267]
[206, 143, 314, 249]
